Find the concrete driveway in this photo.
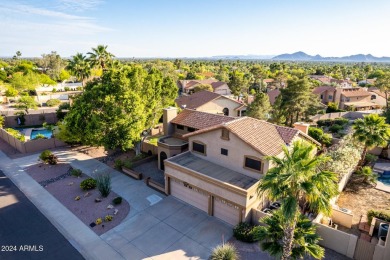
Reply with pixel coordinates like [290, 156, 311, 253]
[102, 196, 232, 260]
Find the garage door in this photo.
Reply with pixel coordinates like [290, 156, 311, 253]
[214, 197, 241, 226]
[170, 179, 208, 213]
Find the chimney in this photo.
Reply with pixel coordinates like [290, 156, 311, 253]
[163, 107, 178, 136]
[293, 122, 310, 135]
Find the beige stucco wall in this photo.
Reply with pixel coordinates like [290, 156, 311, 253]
[331, 207, 353, 228]
[197, 97, 241, 117]
[188, 129, 273, 179]
[369, 92, 387, 106]
[214, 84, 231, 95]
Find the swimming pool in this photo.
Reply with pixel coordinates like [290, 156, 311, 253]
[31, 129, 53, 139]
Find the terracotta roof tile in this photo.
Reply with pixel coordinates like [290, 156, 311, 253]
[341, 89, 371, 97]
[267, 89, 281, 105]
[171, 109, 235, 130]
[175, 91, 220, 109]
[312, 86, 336, 95]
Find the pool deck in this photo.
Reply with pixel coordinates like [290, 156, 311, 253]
[373, 162, 390, 193]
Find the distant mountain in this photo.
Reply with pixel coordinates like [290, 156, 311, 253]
[272, 52, 390, 62]
[210, 54, 274, 60]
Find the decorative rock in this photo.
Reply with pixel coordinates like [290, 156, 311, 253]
[84, 192, 91, 197]
[68, 182, 74, 186]
[75, 196, 80, 201]
[95, 198, 102, 203]
[114, 209, 118, 215]
[107, 204, 114, 209]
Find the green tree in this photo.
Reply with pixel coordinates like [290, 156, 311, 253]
[257, 141, 339, 260]
[10, 71, 40, 91]
[229, 70, 248, 100]
[193, 84, 213, 93]
[5, 87, 19, 97]
[0, 115, 4, 128]
[38, 51, 66, 81]
[39, 74, 57, 86]
[87, 45, 115, 70]
[246, 92, 271, 120]
[308, 127, 332, 147]
[375, 72, 390, 110]
[16, 96, 39, 113]
[67, 53, 91, 86]
[352, 114, 390, 165]
[59, 69, 71, 82]
[256, 210, 324, 259]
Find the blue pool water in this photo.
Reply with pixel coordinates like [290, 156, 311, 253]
[31, 129, 53, 139]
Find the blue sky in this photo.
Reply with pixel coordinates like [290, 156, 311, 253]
[1, 0, 390, 57]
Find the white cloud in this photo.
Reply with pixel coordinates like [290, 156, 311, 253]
[57, 0, 103, 12]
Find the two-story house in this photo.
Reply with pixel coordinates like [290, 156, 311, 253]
[178, 79, 231, 95]
[175, 90, 247, 117]
[162, 115, 320, 226]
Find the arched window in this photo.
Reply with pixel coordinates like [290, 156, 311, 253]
[223, 107, 229, 116]
[371, 95, 376, 100]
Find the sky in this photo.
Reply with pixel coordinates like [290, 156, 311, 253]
[1, 0, 390, 58]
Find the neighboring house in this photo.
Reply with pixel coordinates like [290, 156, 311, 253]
[358, 78, 376, 86]
[178, 79, 231, 95]
[161, 109, 320, 226]
[368, 87, 387, 107]
[175, 90, 247, 117]
[313, 86, 382, 111]
[309, 75, 354, 88]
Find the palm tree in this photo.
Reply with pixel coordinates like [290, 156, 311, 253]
[87, 45, 114, 70]
[257, 141, 339, 260]
[352, 114, 390, 165]
[256, 210, 324, 259]
[67, 53, 91, 87]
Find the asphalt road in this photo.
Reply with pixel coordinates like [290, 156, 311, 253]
[0, 170, 84, 260]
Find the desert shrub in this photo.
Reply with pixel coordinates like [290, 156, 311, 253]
[39, 150, 58, 165]
[317, 119, 333, 127]
[233, 222, 260, 242]
[357, 166, 377, 185]
[308, 127, 332, 147]
[70, 168, 82, 177]
[43, 122, 55, 131]
[80, 178, 97, 190]
[105, 215, 113, 222]
[95, 172, 111, 197]
[52, 88, 57, 93]
[365, 154, 378, 165]
[114, 159, 124, 170]
[210, 243, 239, 260]
[34, 133, 46, 140]
[112, 196, 122, 205]
[329, 124, 343, 133]
[64, 86, 70, 91]
[133, 153, 147, 161]
[95, 218, 102, 225]
[76, 86, 83, 91]
[367, 210, 390, 224]
[5, 128, 25, 141]
[0, 115, 4, 128]
[123, 160, 133, 169]
[326, 102, 345, 113]
[334, 117, 349, 126]
[46, 99, 61, 107]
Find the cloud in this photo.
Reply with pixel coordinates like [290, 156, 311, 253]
[57, 0, 103, 11]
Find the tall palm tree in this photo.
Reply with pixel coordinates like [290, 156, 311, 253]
[256, 210, 324, 259]
[87, 45, 114, 70]
[352, 114, 390, 165]
[257, 141, 339, 260]
[67, 53, 91, 87]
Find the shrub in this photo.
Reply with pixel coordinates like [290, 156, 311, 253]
[317, 119, 333, 127]
[365, 154, 378, 165]
[56, 102, 70, 120]
[46, 99, 61, 107]
[233, 222, 260, 242]
[64, 86, 70, 91]
[52, 88, 57, 93]
[210, 243, 239, 260]
[105, 215, 113, 222]
[95, 172, 111, 197]
[357, 166, 377, 185]
[112, 196, 122, 205]
[114, 159, 124, 170]
[5, 128, 25, 142]
[71, 168, 82, 177]
[308, 127, 332, 147]
[39, 150, 58, 165]
[76, 86, 83, 91]
[95, 218, 102, 225]
[80, 178, 97, 190]
[367, 210, 390, 224]
[334, 117, 349, 126]
[0, 115, 4, 128]
[43, 122, 55, 131]
[34, 133, 46, 140]
[123, 160, 133, 169]
[329, 124, 343, 133]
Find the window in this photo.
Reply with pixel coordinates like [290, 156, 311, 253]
[371, 95, 376, 100]
[328, 95, 333, 100]
[192, 141, 205, 155]
[187, 127, 196, 132]
[223, 107, 229, 116]
[221, 148, 228, 156]
[244, 156, 262, 172]
[221, 129, 229, 140]
[176, 124, 184, 130]
[320, 94, 323, 99]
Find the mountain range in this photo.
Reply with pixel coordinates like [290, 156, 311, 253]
[272, 51, 390, 62]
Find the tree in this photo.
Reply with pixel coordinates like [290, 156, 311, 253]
[250, 64, 267, 91]
[229, 70, 248, 100]
[16, 96, 39, 113]
[352, 114, 390, 165]
[87, 45, 115, 70]
[5, 87, 18, 97]
[375, 72, 390, 110]
[193, 84, 213, 93]
[357, 166, 377, 185]
[39, 74, 56, 86]
[10, 71, 40, 91]
[256, 210, 324, 259]
[257, 141, 339, 260]
[38, 51, 66, 81]
[59, 69, 71, 82]
[0, 115, 4, 128]
[246, 92, 271, 120]
[67, 53, 91, 86]
[308, 127, 332, 147]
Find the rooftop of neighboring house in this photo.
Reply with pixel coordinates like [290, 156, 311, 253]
[171, 109, 236, 130]
[368, 87, 386, 98]
[341, 88, 371, 97]
[267, 89, 281, 105]
[359, 79, 376, 85]
[179, 79, 228, 90]
[184, 116, 320, 156]
[312, 86, 336, 95]
[175, 91, 242, 110]
[263, 78, 275, 83]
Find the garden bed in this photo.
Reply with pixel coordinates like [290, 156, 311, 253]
[24, 163, 130, 235]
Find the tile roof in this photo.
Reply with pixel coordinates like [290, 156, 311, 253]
[368, 87, 386, 98]
[184, 117, 320, 156]
[175, 91, 221, 109]
[267, 89, 281, 105]
[312, 86, 336, 95]
[171, 109, 235, 130]
[210, 81, 227, 89]
[341, 89, 371, 97]
[179, 79, 219, 89]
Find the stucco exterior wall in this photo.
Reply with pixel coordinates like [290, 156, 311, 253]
[188, 129, 272, 179]
[214, 84, 231, 95]
[196, 97, 240, 117]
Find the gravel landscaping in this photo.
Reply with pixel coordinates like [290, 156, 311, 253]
[24, 163, 130, 235]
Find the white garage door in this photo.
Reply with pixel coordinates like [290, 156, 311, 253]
[214, 197, 241, 226]
[170, 179, 208, 213]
